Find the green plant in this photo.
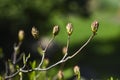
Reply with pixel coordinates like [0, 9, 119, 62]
[3, 20, 99, 80]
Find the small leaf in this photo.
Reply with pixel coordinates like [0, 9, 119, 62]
[23, 54, 26, 65]
[30, 61, 36, 69]
[37, 47, 44, 56]
[27, 53, 30, 59]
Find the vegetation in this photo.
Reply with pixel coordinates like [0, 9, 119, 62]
[0, 20, 98, 80]
[0, 0, 120, 79]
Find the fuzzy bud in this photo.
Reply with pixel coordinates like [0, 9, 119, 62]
[44, 58, 49, 66]
[31, 27, 39, 39]
[18, 30, 24, 42]
[42, 58, 49, 68]
[91, 20, 99, 34]
[57, 70, 64, 80]
[74, 65, 80, 75]
[62, 46, 67, 55]
[66, 23, 73, 36]
[53, 25, 59, 36]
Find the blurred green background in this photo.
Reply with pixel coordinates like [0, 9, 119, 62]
[0, 0, 120, 79]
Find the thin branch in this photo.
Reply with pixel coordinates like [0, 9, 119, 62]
[62, 35, 70, 60]
[44, 35, 55, 52]
[5, 54, 30, 79]
[37, 53, 45, 68]
[37, 35, 55, 68]
[16, 53, 24, 63]
[13, 42, 22, 64]
[5, 70, 20, 79]
[66, 33, 95, 60]
[38, 33, 95, 71]
[5, 33, 95, 79]
[34, 33, 95, 71]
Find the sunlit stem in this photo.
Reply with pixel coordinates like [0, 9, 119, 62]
[62, 35, 70, 60]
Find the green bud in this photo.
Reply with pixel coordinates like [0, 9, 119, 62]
[42, 58, 49, 68]
[44, 58, 49, 65]
[66, 23, 73, 36]
[18, 30, 24, 42]
[91, 20, 99, 34]
[53, 25, 59, 36]
[23, 54, 26, 65]
[74, 65, 80, 75]
[19, 72, 22, 77]
[31, 27, 39, 39]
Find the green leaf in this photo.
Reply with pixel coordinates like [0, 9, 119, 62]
[23, 54, 26, 65]
[37, 47, 44, 56]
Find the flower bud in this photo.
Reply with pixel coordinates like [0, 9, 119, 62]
[57, 70, 64, 80]
[91, 20, 99, 33]
[62, 46, 67, 55]
[44, 58, 49, 66]
[52, 25, 59, 36]
[42, 58, 49, 68]
[18, 30, 24, 42]
[66, 23, 73, 36]
[31, 27, 39, 39]
[74, 65, 80, 75]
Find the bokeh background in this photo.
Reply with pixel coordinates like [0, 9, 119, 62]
[0, 0, 120, 79]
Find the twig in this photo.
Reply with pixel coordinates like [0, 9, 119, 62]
[66, 33, 95, 60]
[13, 42, 22, 64]
[23, 33, 95, 71]
[44, 35, 55, 52]
[37, 35, 55, 68]
[5, 33, 95, 79]
[62, 35, 70, 60]
[5, 54, 30, 79]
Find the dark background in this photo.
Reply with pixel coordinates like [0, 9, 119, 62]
[0, 0, 120, 79]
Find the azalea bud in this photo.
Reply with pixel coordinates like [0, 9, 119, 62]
[62, 46, 67, 55]
[31, 27, 39, 39]
[66, 23, 73, 36]
[44, 58, 49, 66]
[53, 25, 59, 36]
[57, 70, 64, 80]
[18, 30, 24, 42]
[74, 65, 80, 75]
[91, 20, 99, 34]
[42, 58, 49, 68]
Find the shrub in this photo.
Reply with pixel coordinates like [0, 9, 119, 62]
[1, 20, 99, 80]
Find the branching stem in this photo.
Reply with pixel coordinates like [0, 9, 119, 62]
[37, 35, 55, 68]
[5, 33, 95, 79]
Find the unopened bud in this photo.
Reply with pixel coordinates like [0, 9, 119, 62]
[91, 20, 99, 34]
[57, 70, 64, 80]
[18, 30, 24, 42]
[66, 23, 73, 36]
[31, 27, 39, 39]
[53, 25, 59, 36]
[44, 58, 49, 66]
[42, 58, 49, 68]
[62, 46, 67, 55]
[74, 65, 80, 75]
